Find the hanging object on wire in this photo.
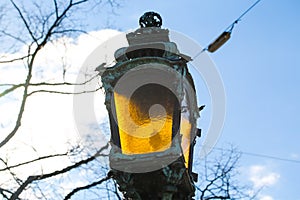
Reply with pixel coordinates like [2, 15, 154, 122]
[196, 0, 262, 56]
[207, 31, 231, 53]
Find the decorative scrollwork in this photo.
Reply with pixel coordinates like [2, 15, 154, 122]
[139, 12, 162, 28]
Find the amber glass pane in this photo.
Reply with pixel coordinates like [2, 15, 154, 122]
[180, 117, 192, 168]
[114, 84, 177, 154]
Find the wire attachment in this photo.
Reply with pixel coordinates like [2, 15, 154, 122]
[228, 19, 239, 33]
[193, 0, 262, 58]
[207, 19, 239, 53]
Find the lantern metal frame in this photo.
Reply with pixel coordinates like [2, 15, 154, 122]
[100, 13, 200, 199]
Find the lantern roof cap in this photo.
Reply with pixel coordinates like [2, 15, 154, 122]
[139, 11, 162, 28]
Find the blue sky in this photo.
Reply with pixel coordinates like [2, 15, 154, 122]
[88, 0, 300, 199]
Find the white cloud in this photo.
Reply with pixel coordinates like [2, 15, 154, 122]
[290, 153, 299, 160]
[260, 195, 274, 200]
[249, 165, 280, 188]
[0, 29, 122, 185]
[246, 164, 280, 200]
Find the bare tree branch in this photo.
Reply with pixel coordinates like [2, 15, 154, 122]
[0, 74, 31, 148]
[0, 0, 91, 149]
[195, 148, 256, 200]
[64, 174, 112, 200]
[27, 86, 102, 96]
[0, 1, 122, 199]
[0, 73, 99, 98]
[0, 54, 31, 64]
[0, 84, 23, 98]
[9, 0, 38, 44]
[51, 29, 88, 35]
[53, 0, 59, 19]
[9, 143, 109, 200]
[0, 30, 27, 45]
[29, 73, 99, 86]
[0, 152, 68, 172]
[0, 187, 16, 200]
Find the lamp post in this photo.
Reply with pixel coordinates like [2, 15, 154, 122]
[101, 12, 201, 200]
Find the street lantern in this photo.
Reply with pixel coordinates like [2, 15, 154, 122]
[101, 12, 201, 199]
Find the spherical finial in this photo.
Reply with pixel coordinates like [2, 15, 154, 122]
[139, 12, 162, 28]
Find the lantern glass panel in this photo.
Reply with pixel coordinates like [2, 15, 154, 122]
[114, 83, 179, 154]
[180, 116, 192, 168]
[179, 89, 196, 168]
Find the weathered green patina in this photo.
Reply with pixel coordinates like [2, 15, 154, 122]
[100, 12, 200, 200]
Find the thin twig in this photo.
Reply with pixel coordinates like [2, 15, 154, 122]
[0, 152, 68, 172]
[27, 86, 102, 96]
[9, 0, 38, 44]
[64, 175, 112, 200]
[0, 55, 31, 64]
